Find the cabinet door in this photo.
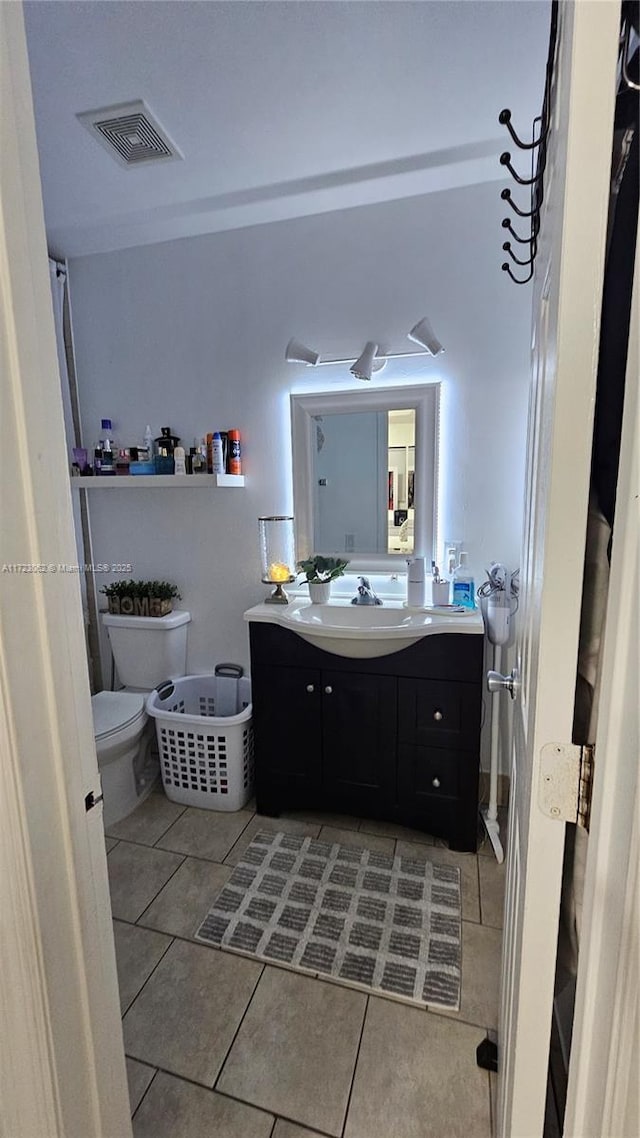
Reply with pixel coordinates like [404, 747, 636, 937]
[251, 666, 322, 803]
[321, 671, 396, 808]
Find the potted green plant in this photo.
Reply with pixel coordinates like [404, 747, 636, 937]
[296, 555, 349, 605]
[100, 579, 181, 618]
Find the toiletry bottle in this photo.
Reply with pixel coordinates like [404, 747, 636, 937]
[212, 432, 225, 474]
[406, 557, 426, 607]
[143, 425, 154, 461]
[228, 429, 242, 475]
[173, 446, 187, 475]
[100, 419, 115, 473]
[206, 432, 214, 473]
[191, 442, 206, 474]
[452, 551, 475, 609]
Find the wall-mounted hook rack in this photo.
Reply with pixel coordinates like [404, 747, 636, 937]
[502, 241, 536, 267]
[498, 108, 550, 150]
[498, 2, 559, 285]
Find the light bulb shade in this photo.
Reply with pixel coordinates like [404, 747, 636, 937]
[408, 317, 444, 356]
[285, 338, 319, 366]
[350, 341, 379, 381]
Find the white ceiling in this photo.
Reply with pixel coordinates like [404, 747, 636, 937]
[24, 0, 551, 258]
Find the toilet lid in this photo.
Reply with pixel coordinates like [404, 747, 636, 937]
[92, 691, 146, 740]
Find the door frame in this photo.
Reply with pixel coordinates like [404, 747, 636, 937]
[0, 5, 131, 1135]
[497, 1, 620, 1131]
[564, 244, 639, 1137]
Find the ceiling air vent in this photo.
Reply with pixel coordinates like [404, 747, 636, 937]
[77, 101, 182, 168]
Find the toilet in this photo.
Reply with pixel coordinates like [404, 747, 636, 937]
[92, 609, 191, 827]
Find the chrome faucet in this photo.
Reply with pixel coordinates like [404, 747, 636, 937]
[351, 576, 383, 605]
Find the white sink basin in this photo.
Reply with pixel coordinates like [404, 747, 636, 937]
[245, 599, 483, 658]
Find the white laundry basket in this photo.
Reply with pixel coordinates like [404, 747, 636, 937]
[146, 665, 253, 811]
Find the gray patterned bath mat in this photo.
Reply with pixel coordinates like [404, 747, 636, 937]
[196, 830, 462, 1010]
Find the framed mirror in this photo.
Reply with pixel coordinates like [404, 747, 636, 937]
[291, 384, 439, 570]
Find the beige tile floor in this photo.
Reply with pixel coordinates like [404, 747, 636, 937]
[106, 788, 506, 1138]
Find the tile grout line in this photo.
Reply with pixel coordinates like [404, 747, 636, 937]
[114, 915, 493, 1034]
[111, 833, 240, 872]
[216, 1088, 335, 1138]
[124, 852, 187, 927]
[130, 1064, 160, 1123]
[340, 993, 370, 1138]
[125, 1058, 281, 1131]
[119, 931, 176, 1019]
[211, 962, 267, 1093]
[106, 799, 189, 849]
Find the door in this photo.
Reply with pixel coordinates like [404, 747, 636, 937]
[252, 665, 322, 805]
[562, 238, 639, 1138]
[497, 3, 620, 1136]
[0, 5, 131, 1135]
[321, 671, 397, 808]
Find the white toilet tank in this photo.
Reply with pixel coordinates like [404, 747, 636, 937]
[102, 610, 191, 689]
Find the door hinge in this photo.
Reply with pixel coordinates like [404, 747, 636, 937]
[84, 789, 104, 812]
[539, 743, 594, 830]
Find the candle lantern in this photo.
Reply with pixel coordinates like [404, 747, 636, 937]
[258, 516, 296, 603]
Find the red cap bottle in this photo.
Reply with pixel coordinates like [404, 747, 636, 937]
[228, 429, 242, 475]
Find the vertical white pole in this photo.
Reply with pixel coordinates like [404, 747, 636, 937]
[488, 642, 502, 823]
[482, 640, 504, 862]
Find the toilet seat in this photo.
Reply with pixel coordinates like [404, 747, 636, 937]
[92, 690, 146, 742]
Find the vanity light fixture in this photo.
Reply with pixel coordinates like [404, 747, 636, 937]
[285, 338, 320, 366]
[284, 315, 444, 378]
[350, 341, 379, 382]
[407, 316, 444, 357]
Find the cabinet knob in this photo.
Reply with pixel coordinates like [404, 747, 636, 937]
[432, 777, 441, 788]
[324, 685, 333, 695]
[433, 710, 443, 721]
[306, 684, 315, 693]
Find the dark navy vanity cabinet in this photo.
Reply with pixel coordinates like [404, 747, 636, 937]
[248, 621, 483, 852]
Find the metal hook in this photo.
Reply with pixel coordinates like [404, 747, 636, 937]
[500, 150, 547, 186]
[498, 108, 550, 150]
[501, 217, 540, 244]
[501, 188, 541, 219]
[621, 18, 640, 91]
[502, 241, 536, 267]
[502, 262, 534, 284]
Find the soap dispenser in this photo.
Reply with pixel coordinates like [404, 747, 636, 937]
[406, 557, 426, 608]
[452, 552, 475, 608]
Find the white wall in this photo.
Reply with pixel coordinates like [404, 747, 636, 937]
[68, 183, 530, 752]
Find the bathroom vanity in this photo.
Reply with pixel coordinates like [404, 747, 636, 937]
[245, 602, 484, 851]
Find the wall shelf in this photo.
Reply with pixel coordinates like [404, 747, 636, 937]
[70, 473, 245, 489]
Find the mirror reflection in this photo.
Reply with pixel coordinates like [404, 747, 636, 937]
[313, 410, 416, 555]
[291, 384, 438, 568]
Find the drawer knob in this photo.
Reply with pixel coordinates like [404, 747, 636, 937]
[324, 685, 333, 695]
[433, 710, 443, 721]
[432, 777, 441, 788]
[306, 684, 315, 693]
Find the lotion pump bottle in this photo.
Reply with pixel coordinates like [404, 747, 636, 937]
[406, 557, 426, 608]
[452, 551, 475, 609]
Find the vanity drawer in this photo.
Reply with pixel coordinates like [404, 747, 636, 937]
[397, 743, 460, 806]
[398, 678, 480, 749]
